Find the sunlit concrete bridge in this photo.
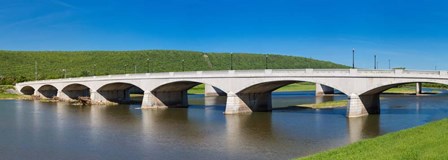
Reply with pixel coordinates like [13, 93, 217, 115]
[15, 69, 448, 118]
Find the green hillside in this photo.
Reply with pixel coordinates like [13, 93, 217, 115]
[0, 50, 348, 84]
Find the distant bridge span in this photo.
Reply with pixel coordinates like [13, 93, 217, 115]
[15, 69, 448, 118]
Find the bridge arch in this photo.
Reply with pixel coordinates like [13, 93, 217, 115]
[20, 86, 35, 95]
[144, 80, 227, 108]
[360, 80, 448, 95]
[94, 82, 144, 104]
[37, 84, 58, 99]
[61, 83, 91, 100]
[226, 80, 347, 113]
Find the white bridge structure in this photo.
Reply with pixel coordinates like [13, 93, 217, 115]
[15, 69, 448, 118]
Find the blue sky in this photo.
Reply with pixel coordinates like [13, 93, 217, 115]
[1, 0, 448, 70]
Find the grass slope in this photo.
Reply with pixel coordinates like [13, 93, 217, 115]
[299, 118, 448, 160]
[0, 50, 348, 84]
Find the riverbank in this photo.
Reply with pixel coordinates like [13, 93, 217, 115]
[0, 85, 27, 100]
[299, 118, 448, 160]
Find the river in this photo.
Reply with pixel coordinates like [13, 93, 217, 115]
[0, 90, 447, 159]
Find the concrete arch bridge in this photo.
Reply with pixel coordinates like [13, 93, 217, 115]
[15, 69, 448, 118]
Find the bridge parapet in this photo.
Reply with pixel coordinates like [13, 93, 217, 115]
[15, 69, 448, 87]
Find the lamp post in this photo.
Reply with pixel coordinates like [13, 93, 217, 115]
[62, 69, 66, 78]
[146, 58, 150, 73]
[230, 52, 233, 70]
[181, 59, 185, 71]
[352, 48, 355, 69]
[265, 54, 269, 69]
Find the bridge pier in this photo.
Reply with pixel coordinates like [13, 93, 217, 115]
[204, 84, 226, 97]
[90, 91, 110, 104]
[347, 94, 380, 118]
[141, 91, 188, 109]
[316, 83, 335, 96]
[416, 82, 422, 95]
[224, 92, 252, 114]
[57, 91, 71, 101]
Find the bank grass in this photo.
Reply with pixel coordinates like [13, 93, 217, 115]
[274, 83, 316, 92]
[188, 84, 205, 94]
[299, 118, 448, 160]
[298, 100, 347, 109]
[187, 83, 316, 95]
[384, 87, 441, 94]
[0, 93, 21, 99]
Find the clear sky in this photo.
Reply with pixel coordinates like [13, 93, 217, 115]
[1, 0, 447, 70]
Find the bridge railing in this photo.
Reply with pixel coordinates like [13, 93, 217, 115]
[15, 69, 448, 86]
[403, 70, 440, 75]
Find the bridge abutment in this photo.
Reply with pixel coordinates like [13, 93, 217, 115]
[315, 83, 335, 96]
[141, 91, 188, 109]
[347, 94, 380, 118]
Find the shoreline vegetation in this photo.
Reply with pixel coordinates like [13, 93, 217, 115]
[298, 118, 448, 160]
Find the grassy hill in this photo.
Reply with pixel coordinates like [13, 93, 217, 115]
[0, 50, 348, 84]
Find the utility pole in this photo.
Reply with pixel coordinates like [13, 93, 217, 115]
[34, 61, 38, 80]
[352, 48, 355, 69]
[134, 65, 137, 74]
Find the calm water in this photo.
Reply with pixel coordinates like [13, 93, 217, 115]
[1, 90, 448, 159]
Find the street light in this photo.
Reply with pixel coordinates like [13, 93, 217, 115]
[181, 59, 185, 71]
[352, 48, 355, 69]
[230, 52, 233, 70]
[62, 69, 66, 78]
[265, 54, 269, 69]
[146, 58, 150, 73]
